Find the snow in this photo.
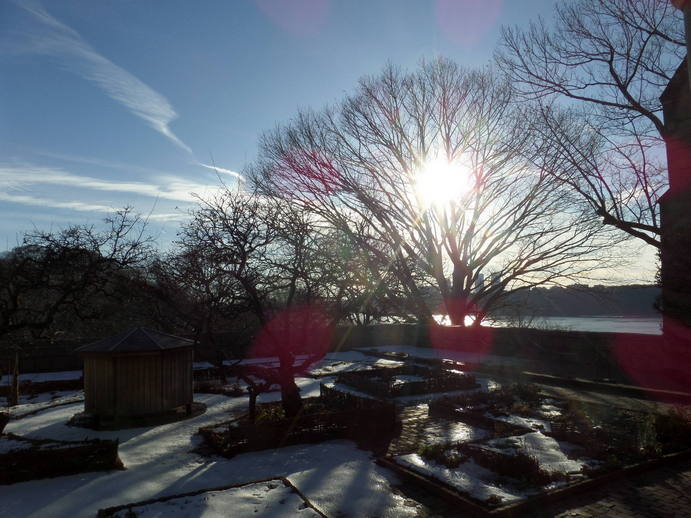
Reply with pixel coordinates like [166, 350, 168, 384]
[391, 374, 424, 386]
[477, 432, 590, 476]
[1, 389, 419, 518]
[0, 370, 82, 384]
[108, 480, 321, 518]
[487, 413, 553, 433]
[223, 354, 314, 368]
[362, 345, 527, 369]
[2, 391, 83, 417]
[324, 376, 499, 406]
[321, 381, 380, 401]
[308, 354, 404, 377]
[0, 437, 32, 454]
[536, 403, 563, 419]
[391, 377, 500, 405]
[0, 349, 552, 516]
[396, 454, 529, 505]
[408, 406, 491, 444]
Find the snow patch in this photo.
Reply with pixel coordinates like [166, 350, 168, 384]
[478, 432, 589, 475]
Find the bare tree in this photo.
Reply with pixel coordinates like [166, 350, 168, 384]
[180, 187, 334, 417]
[252, 59, 621, 327]
[496, 0, 686, 247]
[0, 207, 153, 405]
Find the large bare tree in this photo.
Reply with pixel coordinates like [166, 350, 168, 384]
[496, 0, 686, 248]
[252, 59, 620, 326]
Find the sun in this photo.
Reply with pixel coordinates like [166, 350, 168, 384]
[414, 155, 474, 208]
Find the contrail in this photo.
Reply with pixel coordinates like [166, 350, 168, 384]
[13, 0, 191, 154]
[198, 163, 245, 181]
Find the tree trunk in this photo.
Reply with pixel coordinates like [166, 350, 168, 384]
[248, 389, 258, 423]
[280, 377, 303, 418]
[9, 350, 19, 407]
[277, 346, 303, 418]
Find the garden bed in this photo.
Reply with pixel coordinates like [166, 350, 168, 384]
[194, 379, 246, 397]
[198, 386, 399, 457]
[382, 385, 691, 516]
[0, 432, 123, 484]
[335, 364, 479, 399]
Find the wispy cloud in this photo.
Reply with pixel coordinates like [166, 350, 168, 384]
[11, 0, 192, 154]
[0, 163, 223, 204]
[0, 191, 115, 213]
[198, 163, 245, 180]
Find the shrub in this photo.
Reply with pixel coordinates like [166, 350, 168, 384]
[418, 443, 466, 469]
[467, 447, 560, 486]
[655, 406, 691, 452]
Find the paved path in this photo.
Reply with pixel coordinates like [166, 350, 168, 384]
[528, 457, 691, 518]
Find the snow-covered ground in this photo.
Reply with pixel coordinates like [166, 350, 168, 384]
[395, 431, 589, 506]
[475, 431, 594, 476]
[1, 391, 83, 417]
[0, 345, 533, 517]
[396, 454, 534, 505]
[366, 345, 527, 369]
[0, 376, 420, 518]
[487, 413, 553, 433]
[0, 370, 82, 384]
[107, 479, 322, 518]
[307, 351, 405, 376]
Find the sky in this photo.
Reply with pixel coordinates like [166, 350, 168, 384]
[0, 0, 656, 281]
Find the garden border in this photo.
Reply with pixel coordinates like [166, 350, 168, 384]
[378, 447, 691, 517]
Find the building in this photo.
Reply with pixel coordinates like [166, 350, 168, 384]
[76, 328, 194, 426]
[661, 1, 691, 339]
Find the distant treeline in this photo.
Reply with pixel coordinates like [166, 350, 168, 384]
[493, 285, 660, 317]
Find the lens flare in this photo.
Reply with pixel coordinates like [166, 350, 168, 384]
[414, 155, 474, 208]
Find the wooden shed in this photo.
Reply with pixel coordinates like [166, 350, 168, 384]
[76, 328, 193, 424]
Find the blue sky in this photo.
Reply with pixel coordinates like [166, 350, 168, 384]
[0, 0, 658, 282]
[3, 0, 660, 288]
[1, 0, 566, 251]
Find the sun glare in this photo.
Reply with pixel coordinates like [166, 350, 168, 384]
[414, 155, 474, 208]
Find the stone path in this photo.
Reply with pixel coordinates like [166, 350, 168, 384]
[530, 457, 691, 518]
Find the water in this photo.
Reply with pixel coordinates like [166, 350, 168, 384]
[433, 315, 662, 335]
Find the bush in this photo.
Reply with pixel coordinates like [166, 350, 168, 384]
[0, 434, 123, 484]
[418, 443, 466, 469]
[194, 381, 245, 397]
[654, 406, 691, 453]
[466, 447, 559, 486]
[198, 388, 399, 457]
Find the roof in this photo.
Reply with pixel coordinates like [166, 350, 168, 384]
[76, 328, 194, 354]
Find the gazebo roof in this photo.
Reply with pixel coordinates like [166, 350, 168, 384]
[76, 328, 194, 354]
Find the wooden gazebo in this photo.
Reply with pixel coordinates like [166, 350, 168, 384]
[76, 328, 193, 425]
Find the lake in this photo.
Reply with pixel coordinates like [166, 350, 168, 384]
[434, 315, 663, 335]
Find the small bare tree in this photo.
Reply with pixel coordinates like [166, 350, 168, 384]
[496, 0, 685, 247]
[0, 208, 153, 405]
[253, 59, 621, 326]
